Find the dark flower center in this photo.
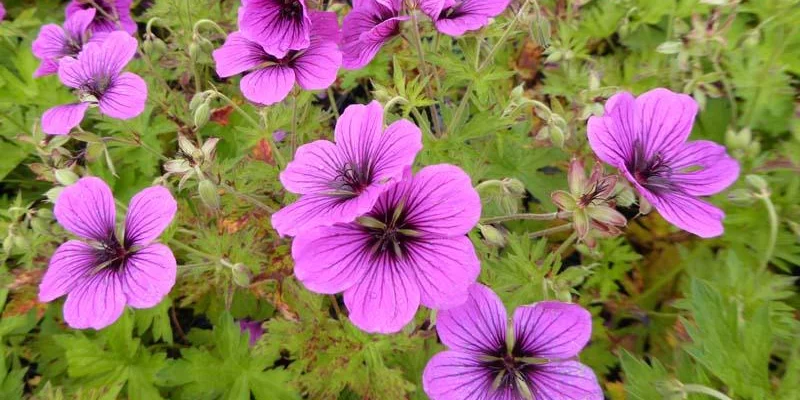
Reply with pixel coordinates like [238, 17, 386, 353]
[443, 2, 466, 19]
[482, 345, 539, 396]
[329, 162, 372, 197]
[627, 140, 673, 194]
[279, 0, 303, 21]
[94, 234, 129, 272]
[359, 200, 420, 260]
[79, 75, 113, 100]
[76, 0, 115, 23]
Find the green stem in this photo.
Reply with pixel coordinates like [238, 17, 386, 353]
[682, 384, 734, 400]
[290, 93, 299, 153]
[481, 212, 563, 224]
[450, 0, 531, 134]
[327, 87, 340, 118]
[554, 232, 577, 258]
[758, 193, 779, 273]
[408, 12, 444, 137]
[192, 19, 227, 37]
[219, 182, 275, 213]
[529, 224, 572, 238]
[169, 238, 218, 261]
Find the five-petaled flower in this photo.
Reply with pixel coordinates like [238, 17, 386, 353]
[587, 88, 740, 238]
[238, 0, 311, 58]
[66, 0, 137, 34]
[41, 31, 147, 135]
[39, 177, 178, 330]
[421, 0, 511, 37]
[291, 164, 482, 333]
[423, 284, 603, 400]
[213, 11, 341, 106]
[342, 0, 408, 69]
[271, 101, 422, 236]
[32, 9, 107, 78]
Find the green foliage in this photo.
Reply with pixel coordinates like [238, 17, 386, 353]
[0, 0, 798, 399]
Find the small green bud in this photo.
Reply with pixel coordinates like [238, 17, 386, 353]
[502, 178, 526, 196]
[614, 184, 637, 207]
[37, 208, 54, 219]
[198, 37, 214, 54]
[198, 179, 220, 210]
[142, 39, 154, 54]
[45, 187, 63, 203]
[153, 38, 167, 53]
[55, 169, 79, 186]
[550, 125, 565, 148]
[30, 217, 50, 234]
[194, 102, 211, 129]
[479, 224, 506, 247]
[189, 93, 206, 112]
[188, 42, 199, 62]
[745, 174, 768, 193]
[727, 188, 756, 206]
[231, 263, 251, 287]
[656, 41, 682, 54]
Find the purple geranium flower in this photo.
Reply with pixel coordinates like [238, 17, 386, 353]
[423, 284, 603, 400]
[272, 101, 422, 236]
[238, 0, 312, 59]
[342, 0, 408, 70]
[587, 89, 740, 238]
[213, 11, 341, 106]
[41, 31, 147, 135]
[0, 2, 5, 21]
[32, 9, 107, 78]
[239, 319, 265, 346]
[39, 177, 178, 330]
[421, 0, 511, 37]
[66, 0, 137, 34]
[290, 164, 481, 333]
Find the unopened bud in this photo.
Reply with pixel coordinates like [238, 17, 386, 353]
[614, 184, 637, 207]
[54, 169, 79, 186]
[231, 263, 251, 287]
[189, 93, 206, 112]
[198, 179, 220, 210]
[194, 102, 210, 129]
[727, 188, 755, 206]
[142, 39, 154, 54]
[502, 178, 526, 196]
[745, 174, 768, 193]
[479, 224, 507, 247]
[198, 37, 214, 54]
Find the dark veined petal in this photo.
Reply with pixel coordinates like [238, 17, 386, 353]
[423, 350, 506, 400]
[436, 284, 508, 355]
[39, 240, 99, 303]
[666, 140, 740, 197]
[238, 0, 311, 58]
[527, 361, 604, 400]
[121, 243, 177, 308]
[123, 185, 177, 247]
[98, 72, 147, 120]
[404, 236, 480, 310]
[62, 269, 126, 330]
[291, 224, 372, 294]
[634, 88, 698, 161]
[54, 177, 116, 242]
[512, 301, 592, 359]
[41, 102, 89, 135]
[587, 91, 637, 168]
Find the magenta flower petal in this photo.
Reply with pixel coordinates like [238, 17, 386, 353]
[292, 224, 371, 294]
[293, 39, 341, 90]
[647, 191, 725, 238]
[238, 0, 311, 58]
[64, 7, 95, 38]
[666, 140, 740, 196]
[587, 88, 739, 237]
[424, 284, 602, 399]
[66, 0, 136, 34]
[98, 72, 147, 119]
[427, 0, 511, 37]
[273, 101, 422, 236]
[435, 284, 507, 354]
[121, 243, 177, 308]
[240, 66, 296, 106]
[343, 259, 420, 333]
[512, 301, 592, 359]
[212, 32, 267, 78]
[32, 24, 68, 60]
[0, 3, 5, 21]
[63, 271, 126, 330]
[41, 103, 90, 135]
[409, 236, 479, 309]
[34, 58, 60, 78]
[527, 361, 604, 400]
[423, 351, 509, 400]
[41, 178, 178, 330]
[399, 164, 481, 236]
[239, 319, 265, 346]
[309, 10, 341, 43]
[123, 185, 177, 247]
[272, 187, 384, 237]
[39, 240, 97, 303]
[290, 164, 480, 333]
[54, 177, 116, 241]
[341, 1, 407, 70]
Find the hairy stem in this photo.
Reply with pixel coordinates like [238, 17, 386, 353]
[481, 212, 563, 224]
[758, 193, 779, 273]
[529, 223, 572, 238]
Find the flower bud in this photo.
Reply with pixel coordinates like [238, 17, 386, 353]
[142, 38, 154, 54]
[54, 169, 79, 186]
[231, 263, 251, 287]
[727, 188, 756, 206]
[153, 38, 167, 53]
[745, 174, 768, 193]
[194, 102, 211, 129]
[189, 93, 206, 112]
[502, 178, 526, 196]
[614, 184, 637, 207]
[178, 135, 198, 155]
[479, 224, 507, 247]
[198, 179, 220, 210]
[198, 37, 214, 54]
